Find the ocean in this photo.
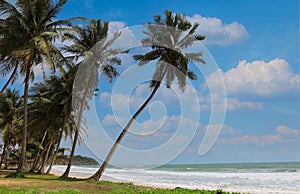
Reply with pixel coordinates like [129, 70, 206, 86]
[51, 162, 300, 194]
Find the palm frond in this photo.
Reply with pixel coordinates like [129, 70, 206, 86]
[134, 10, 205, 91]
[185, 52, 206, 64]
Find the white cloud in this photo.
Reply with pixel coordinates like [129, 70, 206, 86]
[216, 124, 300, 146]
[99, 89, 147, 111]
[197, 93, 263, 112]
[226, 98, 263, 111]
[107, 14, 249, 49]
[129, 116, 168, 136]
[276, 125, 300, 136]
[102, 114, 124, 126]
[187, 14, 249, 46]
[108, 21, 127, 34]
[99, 92, 111, 104]
[214, 124, 282, 145]
[32, 65, 47, 81]
[206, 58, 300, 97]
[219, 134, 282, 145]
[108, 22, 140, 51]
[202, 124, 243, 139]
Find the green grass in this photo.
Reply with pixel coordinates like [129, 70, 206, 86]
[0, 170, 241, 194]
[5, 172, 26, 178]
[0, 188, 81, 194]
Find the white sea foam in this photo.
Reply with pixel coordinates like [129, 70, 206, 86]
[51, 163, 300, 194]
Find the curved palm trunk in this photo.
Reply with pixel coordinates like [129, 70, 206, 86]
[88, 82, 161, 180]
[0, 65, 18, 95]
[60, 126, 79, 178]
[38, 137, 53, 175]
[0, 141, 7, 168]
[30, 130, 48, 172]
[17, 65, 31, 174]
[46, 129, 63, 174]
[61, 68, 95, 178]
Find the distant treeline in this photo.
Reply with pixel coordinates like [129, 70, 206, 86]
[54, 155, 99, 166]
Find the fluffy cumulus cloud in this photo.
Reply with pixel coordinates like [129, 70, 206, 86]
[187, 14, 249, 46]
[108, 14, 249, 47]
[206, 58, 300, 97]
[276, 125, 300, 136]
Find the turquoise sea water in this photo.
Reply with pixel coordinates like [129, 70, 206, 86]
[154, 162, 300, 173]
[51, 162, 300, 194]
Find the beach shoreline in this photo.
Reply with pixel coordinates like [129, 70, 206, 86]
[0, 169, 247, 194]
[50, 170, 173, 189]
[49, 163, 300, 194]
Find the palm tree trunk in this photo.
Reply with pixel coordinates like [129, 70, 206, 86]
[60, 126, 79, 178]
[38, 137, 53, 175]
[88, 82, 161, 180]
[46, 129, 63, 174]
[0, 65, 18, 95]
[4, 139, 10, 169]
[0, 141, 7, 169]
[60, 69, 95, 178]
[6, 122, 14, 169]
[17, 65, 31, 174]
[30, 130, 48, 172]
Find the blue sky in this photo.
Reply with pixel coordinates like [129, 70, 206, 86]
[1, 0, 299, 165]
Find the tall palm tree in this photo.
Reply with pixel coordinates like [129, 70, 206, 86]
[89, 10, 206, 180]
[60, 19, 122, 178]
[0, 0, 78, 174]
[0, 88, 21, 168]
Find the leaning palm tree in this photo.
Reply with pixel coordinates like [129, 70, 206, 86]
[89, 10, 206, 180]
[28, 70, 76, 174]
[0, 0, 79, 174]
[45, 69, 77, 174]
[60, 19, 122, 178]
[0, 88, 21, 169]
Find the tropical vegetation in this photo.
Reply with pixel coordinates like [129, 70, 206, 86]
[0, 1, 207, 190]
[0, 0, 79, 174]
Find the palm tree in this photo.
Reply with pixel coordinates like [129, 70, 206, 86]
[60, 18, 122, 178]
[28, 68, 76, 174]
[46, 114, 75, 174]
[88, 10, 206, 180]
[0, 88, 21, 169]
[45, 71, 77, 175]
[45, 70, 77, 176]
[0, 0, 78, 174]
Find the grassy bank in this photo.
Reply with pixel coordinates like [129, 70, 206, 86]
[0, 170, 240, 194]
